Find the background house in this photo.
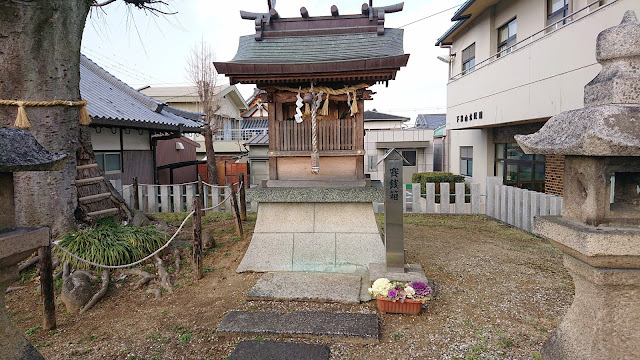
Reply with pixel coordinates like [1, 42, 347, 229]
[140, 85, 249, 160]
[436, 0, 639, 194]
[80, 55, 203, 189]
[156, 137, 201, 185]
[364, 110, 435, 184]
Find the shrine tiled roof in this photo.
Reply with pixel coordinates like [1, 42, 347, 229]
[230, 29, 405, 64]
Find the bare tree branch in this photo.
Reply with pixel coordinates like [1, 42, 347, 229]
[187, 40, 223, 184]
[92, 0, 177, 15]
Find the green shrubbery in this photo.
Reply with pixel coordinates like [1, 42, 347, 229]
[411, 172, 469, 203]
[55, 218, 166, 269]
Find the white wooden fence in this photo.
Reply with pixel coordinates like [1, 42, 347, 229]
[376, 179, 562, 233]
[120, 183, 236, 214]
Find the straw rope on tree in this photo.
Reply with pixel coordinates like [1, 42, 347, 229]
[0, 99, 92, 129]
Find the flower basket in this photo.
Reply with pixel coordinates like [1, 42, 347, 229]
[376, 296, 423, 316]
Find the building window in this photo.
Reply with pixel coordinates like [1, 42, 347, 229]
[95, 152, 122, 174]
[368, 155, 378, 172]
[547, 0, 569, 27]
[498, 18, 517, 57]
[460, 146, 473, 176]
[495, 143, 545, 192]
[402, 150, 417, 167]
[462, 43, 475, 75]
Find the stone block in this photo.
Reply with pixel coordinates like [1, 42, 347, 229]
[217, 311, 379, 343]
[254, 203, 314, 233]
[292, 233, 335, 271]
[236, 233, 293, 273]
[314, 203, 379, 234]
[246, 272, 361, 303]
[229, 341, 330, 360]
[336, 233, 385, 267]
[369, 263, 429, 284]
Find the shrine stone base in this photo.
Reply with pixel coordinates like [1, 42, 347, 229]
[239, 187, 384, 273]
[534, 217, 640, 360]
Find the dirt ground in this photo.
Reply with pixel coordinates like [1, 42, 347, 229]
[8, 213, 573, 360]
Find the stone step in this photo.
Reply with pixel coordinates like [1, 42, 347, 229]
[229, 340, 330, 360]
[247, 272, 362, 304]
[217, 311, 378, 343]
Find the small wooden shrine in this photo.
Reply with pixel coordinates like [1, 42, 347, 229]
[215, 2, 409, 272]
[215, 2, 408, 186]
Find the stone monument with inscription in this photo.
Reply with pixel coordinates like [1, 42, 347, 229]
[369, 148, 429, 283]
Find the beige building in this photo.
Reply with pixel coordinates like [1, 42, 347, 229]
[363, 110, 435, 184]
[141, 85, 248, 158]
[436, 0, 639, 194]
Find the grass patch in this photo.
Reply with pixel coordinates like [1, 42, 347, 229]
[25, 326, 40, 336]
[55, 218, 166, 269]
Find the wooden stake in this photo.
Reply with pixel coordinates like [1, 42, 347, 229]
[238, 172, 247, 221]
[197, 174, 205, 215]
[133, 177, 140, 211]
[38, 245, 56, 330]
[192, 197, 203, 280]
[228, 184, 244, 238]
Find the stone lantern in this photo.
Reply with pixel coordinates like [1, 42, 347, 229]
[0, 127, 66, 360]
[515, 11, 640, 359]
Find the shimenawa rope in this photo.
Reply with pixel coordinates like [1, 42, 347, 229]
[0, 99, 91, 129]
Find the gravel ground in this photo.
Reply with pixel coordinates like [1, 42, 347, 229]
[8, 213, 573, 359]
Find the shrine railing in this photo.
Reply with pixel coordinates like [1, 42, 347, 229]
[275, 118, 356, 152]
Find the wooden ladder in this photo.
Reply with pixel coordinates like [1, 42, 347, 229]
[75, 162, 123, 221]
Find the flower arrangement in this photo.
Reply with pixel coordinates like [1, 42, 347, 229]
[368, 278, 432, 303]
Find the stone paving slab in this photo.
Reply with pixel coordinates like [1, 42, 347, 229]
[246, 272, 362, 304]
[217, 311, 379, 343]
[229, 340, 330, 360]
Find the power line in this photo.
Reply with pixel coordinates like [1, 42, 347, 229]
[398, 2, 465, 28]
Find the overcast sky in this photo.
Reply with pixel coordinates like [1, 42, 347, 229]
[82, 0, 461, 121]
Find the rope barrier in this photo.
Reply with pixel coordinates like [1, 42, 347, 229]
[55, 179, 246, 269]
[53, 180, 243, 269]
[0, 99, 91, 129]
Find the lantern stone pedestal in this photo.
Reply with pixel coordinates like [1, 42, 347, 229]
[516, 11, 640, 359]
[534, 217, 640, 358]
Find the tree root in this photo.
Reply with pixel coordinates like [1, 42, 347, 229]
[173, 248, 181, 274]
[79, 269, 109, 314]
[63, 262, 70, 281]
[146, 288, 162, 299]
[154, 255, 172, 294]
[18, 256, 39, 272]
[53, 270, 62, 280]
[124, 269, 155, 290]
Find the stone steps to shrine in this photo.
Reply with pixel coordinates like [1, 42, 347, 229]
[228, 340, 330, 360]
[216, 310, 379, 344]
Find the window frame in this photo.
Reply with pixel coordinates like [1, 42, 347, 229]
[547, 0, 569, 26]
[497, 17, 517, 57]
[95, 151, 123, 174]
[401, 150, 417, 167]
[494, 143, 546, 192]
[460, 146, 473, 177]
[367, 154, 378, 172]
[461, 43, 476, 75]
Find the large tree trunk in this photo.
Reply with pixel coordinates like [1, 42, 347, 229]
[0, 0, 91, 238]
[203, 123, 220, 185]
